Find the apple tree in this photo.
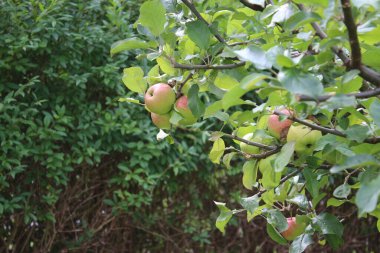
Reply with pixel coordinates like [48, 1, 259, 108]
[113, 0, 380, 251]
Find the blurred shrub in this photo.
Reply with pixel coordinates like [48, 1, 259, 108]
[0, 0, 226, 251]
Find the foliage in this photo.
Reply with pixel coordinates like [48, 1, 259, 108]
[117, 0, 380, 251]
[0, 0, 222, 252]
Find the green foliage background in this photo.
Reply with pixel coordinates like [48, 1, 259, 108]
[1, 0, 379, 252]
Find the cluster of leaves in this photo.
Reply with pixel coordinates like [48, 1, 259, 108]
[116, 0, 380, 251]
[0, 0, 223, 251]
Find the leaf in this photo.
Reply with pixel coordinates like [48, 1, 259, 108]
[369, 99, 380, 128]
[322, 95, 357, 110]
[187, 84, 205, 118]
[209, 138, 225, 164]
[186, 20, 211, 50]
[214, 202, 233, 234]
[118, 97, 142, 104]
[330, 155, 380, 173]
[266, 223, 288, 245]
[265, 209, 288, 232]
[170, 111, 184, 125]
[327, 198, 346, 207]
[333, 184, 351, 199]
[303, 168, 319, 198]
[223, 152, 236, 169]
[284, 11, 321, 31]
[270, 3, 297, 26]
[156, 56, 176, 75]
[289, 234, 314, 253]
[278, 69, 323, 98]
[274, 141, 295, 172]
[233, 46, 272, 70]
[110, 38, 156, 56]
[343, 124, 370, 142]
[362, 48, 380, 68]
[138, 0, 166, 36]
[122, 67, 147, 94]
[288, 194, 309, 209]
[325, 234, 344, 250]
[156, 129, 169, 141]
[312, 213, 343, 236]
[242, 160, 259, 190]
[240, 194, 260, 214]
[214, 72, 239, 90]
[356, 174, 380, 215]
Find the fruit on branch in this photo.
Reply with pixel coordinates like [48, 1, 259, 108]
[240, 131, 275, 154]
[174, 96, 197, 125]
[144, 83, 176, 115]
[287, 124, 322, 155]
[151, 112, 171, 129]
[268, 109, 292, 139]
[281, 217, 307, 241]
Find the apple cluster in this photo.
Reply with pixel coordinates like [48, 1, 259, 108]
[240, 108, 322, 156]
[144, 83, 197, 129]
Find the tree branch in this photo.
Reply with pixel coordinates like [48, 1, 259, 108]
[297, 3, 380, 87]
[274, 111, 380, 144]
[340, 0, 362, 69]
[298, 87, 380, 102]
[181, 0, 226, 44]
[247, 147, 282, 159]
[223, 133, 278, 150]
[176, 72, 193, 98]
[239, 0, 265, 11]
[172, 61, 246, 70]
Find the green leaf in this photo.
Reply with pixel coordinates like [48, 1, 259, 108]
[327, 198, 346, 207]
[369, 99, 380, 128]
[233, 46, 272, 70]
[333, 184, 351, 199]
[274, 141, 295, 172]
[242, 160, 258, 190]
[356, 174, 380, 215]
[186, 20, 211, 50]
[312, 213, 343, 236]
[330, 155, 380, 173]
[209, 138, 225, 164]
[170, 111, 184, 125]
[288, 194, 309, 209]
[279, 69, 323, 98]
[322, 95, 357, 110]
[325, 234, 344, 250]
[284, 11, 321, 31]
[266, 223, 288, 245]
[289, 234, 314, 253]
[122, 67, 147, 94]
[363, 48, 380, 69]
[343, 124, 370, 142]
[187, 84, 205, 118]
[110, 38, 156, 56]
[156, 56, 176, 75]
[223, 152, 236, 169]
[138, 0, 166, 36]
[265, 209, 288, 232]
[303, 168, 319, 198]
[240, 194, 260, 214]
[214, 201, 233, 234]
[214, 72, 239, 90]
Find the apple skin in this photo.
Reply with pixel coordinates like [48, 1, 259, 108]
[268, 109, 292, 139]
[151, 112, 171, 129]
[174, 96, 197, 125]
[144, 83, 176, 115]
[281, 217, 307, 241]
[286, 124, 322, 155]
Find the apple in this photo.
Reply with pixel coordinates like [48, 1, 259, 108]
[286, 124, 322, 155]
[268, 109, 292, 139]
[174, 96, 197, 125]
[144, 83, 176, 115]
[151, 112, 171, 129]
[281, 217, 307, 240]
[240, 131, 274, 155]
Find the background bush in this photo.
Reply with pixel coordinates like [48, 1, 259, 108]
[0, 0, 379, 252]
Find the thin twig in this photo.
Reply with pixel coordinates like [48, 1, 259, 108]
[223, 133, 278, 150]
[176, 72, 193, 98]
[298, 87, 380, 102]
[181, 0, 226, 44]
[341, 0, 362, 69]
[172, 61, 246, 70]
[297, 3, 380, 87]
[274, 111, 380, 144]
